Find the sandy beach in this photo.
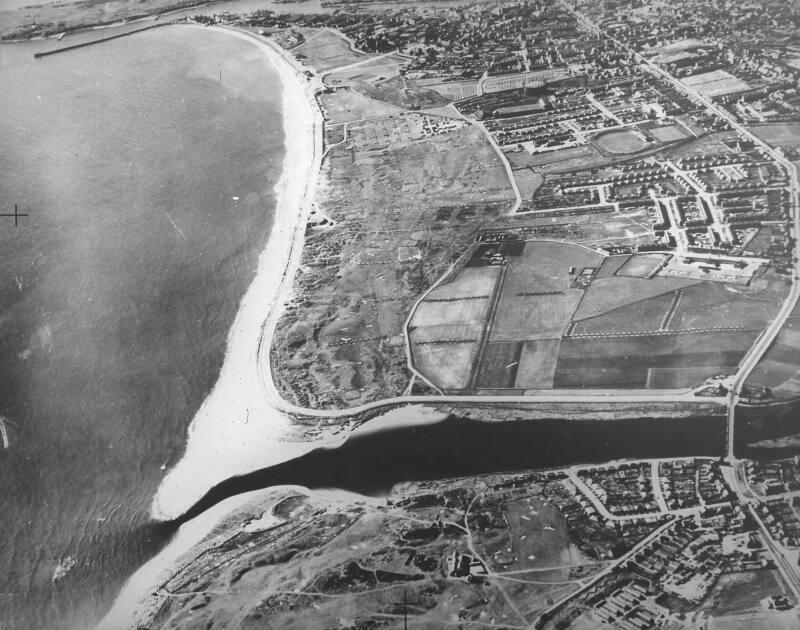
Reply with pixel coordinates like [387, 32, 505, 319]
[98, 487, 306, 630]
[151, 25, 328, 522]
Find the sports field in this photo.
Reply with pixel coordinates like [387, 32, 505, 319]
[649, 123, 693, 143]
[617, 253, 667, 278]
[593, 129, 649, 155]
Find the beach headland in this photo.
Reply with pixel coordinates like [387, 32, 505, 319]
[151, 24, 330, 523]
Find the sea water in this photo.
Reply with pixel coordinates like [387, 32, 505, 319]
[0, 25, 285, 629]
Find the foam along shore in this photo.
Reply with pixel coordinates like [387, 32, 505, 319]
[98, 487, 308, 630]
[151, 24, 326, 522]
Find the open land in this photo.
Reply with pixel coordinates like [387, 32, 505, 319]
[134, 456, 800, 630]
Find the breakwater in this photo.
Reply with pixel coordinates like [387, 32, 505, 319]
[33, 22, 173, 58]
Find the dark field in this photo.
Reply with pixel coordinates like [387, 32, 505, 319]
[474, 341, 523, 389]
[554, 331, 759, 388]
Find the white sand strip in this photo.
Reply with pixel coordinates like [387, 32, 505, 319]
[97, 486, 310, 630]
[151, 25, 326, 522]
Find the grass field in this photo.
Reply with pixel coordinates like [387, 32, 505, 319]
[700, 570, 787, 616]
[649, 123, 693, 143]
[592, 128, 650, 155]
[648, 366, 737, 388]
[572, 290, 680, 335]
[711, 611, 800, 630]
[554, 330, 758, 388]
[324, 55, 405, 86]
[430, 266, 500, 300]
[293, 29, 364, 72]
[409, 297, 488, 343]
[595, 254, 630, 278]
[617, 253, 667, 278]
[746, 307, 800, 396]
[669, 282, 781, 330]
[747, 123, 800, 148]
[514, 339, 561, 389]
[573, 276, 695, 320]
[412, 342, 477, 390]
[491, 242, 603, 341]
[319, 89, 406, 124]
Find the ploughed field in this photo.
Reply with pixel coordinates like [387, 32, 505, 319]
[408, 240, 785, 393]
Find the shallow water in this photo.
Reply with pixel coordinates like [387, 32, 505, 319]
[0, 25, 284, 629]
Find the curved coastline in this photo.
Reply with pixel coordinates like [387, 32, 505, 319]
[151, 24, 329, 522]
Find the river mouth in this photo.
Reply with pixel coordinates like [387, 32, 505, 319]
[174, 412, 726, 523]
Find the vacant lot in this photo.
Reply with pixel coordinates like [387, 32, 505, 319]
[554, 330, 758, 388]
[491, 242, 603, 341]
[700, 570, 788, 616]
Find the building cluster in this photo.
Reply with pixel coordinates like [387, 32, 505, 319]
[538, 503, 782, 630]
[543, 472, 663, 561]
[578, 464, 659, 516]
[746, 458, 800, 496]
[757, 498, 800, 549]
[577, 0, 800, 125]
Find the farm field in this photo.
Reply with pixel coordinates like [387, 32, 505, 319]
[490, 242, 603, 342]
[554, 330, 759, 388]
[573, 275, 694, 320]
[474, 341, 523, 389]
[573, 280, 779, 336]
[412, 341, 476, 390]
[746, 302, 800, 398]
[515, 339, 562, 389]
[409, 297, 488, 343]
[408, 234, 775, 392]
[571, 290, 680, 335]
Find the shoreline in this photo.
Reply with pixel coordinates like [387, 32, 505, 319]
[151, 24, 331, 522]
